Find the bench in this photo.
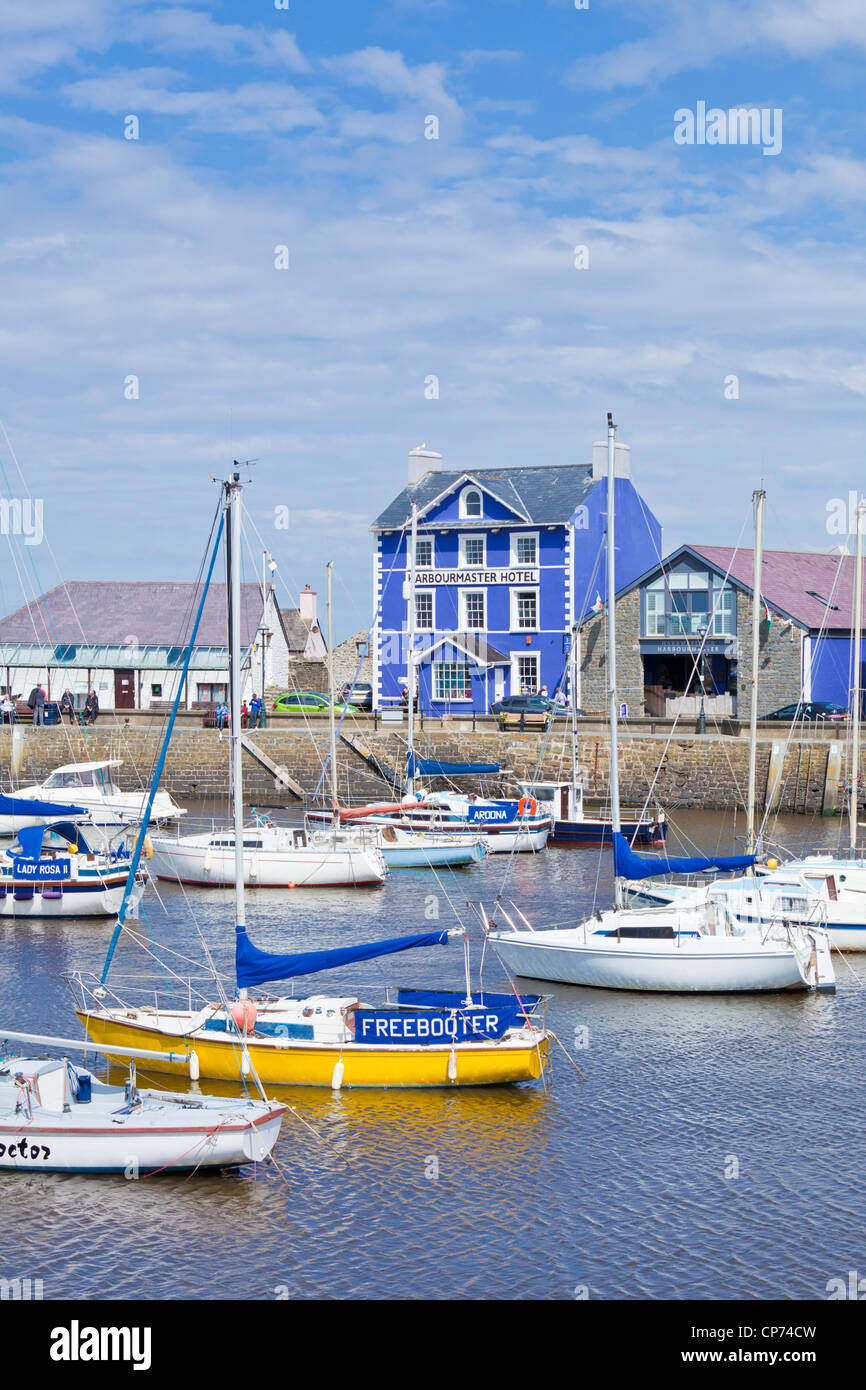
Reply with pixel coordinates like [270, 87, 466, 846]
[498, 710, 551, 731]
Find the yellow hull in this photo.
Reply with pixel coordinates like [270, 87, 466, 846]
[76, 1011, 550, 1088]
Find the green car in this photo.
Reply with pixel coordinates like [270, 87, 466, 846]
[271, 691, 359, 715]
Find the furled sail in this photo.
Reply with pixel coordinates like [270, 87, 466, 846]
[236, 927, 450, 990]
[612, 831, 755, 882]
[0, 794, 86, 818]
[407, 752, 500, 777]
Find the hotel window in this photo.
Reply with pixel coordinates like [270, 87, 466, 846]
[459, 534, 485, 567]
[642, 568, 737, 638]
[645, 589, 665, 636]
[511, 588, 538, 631]
[434, 662, 472, 701]
[514, 654, 539, 694]
[460, 487, 482, 519]
[711, 585, 736, 636]
[415, 591, 434, 631]
[414, 537, 433, 568]
[461, 590, 486, 630]
[511, 532, 538, 566]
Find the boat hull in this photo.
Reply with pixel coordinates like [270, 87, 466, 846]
[549, 817, 666, 847]
[380, 841, 487, 868]
[76, 1011, 550, 1088]
[491, 931, 816, 993]
[151, 841, 385, 887]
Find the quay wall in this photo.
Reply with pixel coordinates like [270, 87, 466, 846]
[0, 724, 847, 815]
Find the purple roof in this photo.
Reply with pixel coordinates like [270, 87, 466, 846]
[691, 547, 866, 631]
[0, 582, 264, 648]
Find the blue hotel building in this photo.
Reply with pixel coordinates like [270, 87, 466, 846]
[371, 440, 663, 714]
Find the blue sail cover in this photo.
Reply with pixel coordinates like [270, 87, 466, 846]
[397, 989, 540, 1011]
[407, 752, 499, 777]
[612, 831, 755, 882]
[235, 927, 450, 989]
[0, 794, 86, 819]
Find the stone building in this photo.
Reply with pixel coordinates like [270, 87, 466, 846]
[578, 544, 866, 719]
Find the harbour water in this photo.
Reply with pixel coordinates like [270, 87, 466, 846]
[1, 806, 863, 1301]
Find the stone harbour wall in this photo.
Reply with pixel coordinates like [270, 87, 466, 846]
[0, 723, 847, 814]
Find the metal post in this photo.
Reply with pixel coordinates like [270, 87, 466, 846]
[746, 488, 766, 855]
[327, 561, 339, 815]
[850, 502, 864, 854]
[227, 474, 246, 955]
[406, 502, 418, 795]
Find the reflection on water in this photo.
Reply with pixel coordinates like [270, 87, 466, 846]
[0, 806, 863, 1299]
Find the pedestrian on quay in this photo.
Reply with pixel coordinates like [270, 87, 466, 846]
[60, 689, 76, 725]
[249, 693, 262, 728]
[83, 689, 99, 726]
[29, 683, 46, 727]
[215, 699, 229, 730]
[240, 699, 249, 729]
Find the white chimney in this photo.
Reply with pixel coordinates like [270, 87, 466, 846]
[408, 444, 442, 487]
[592, 439, 630, 480]
[299, 584, 316, 625]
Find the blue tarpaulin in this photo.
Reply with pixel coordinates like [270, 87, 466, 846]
[0, 794, 86, 819]
[407, 752, 500, 777]
[236, 927, 450, 990]
[396, 988, 540, 1010]
[612, 831, 755, 882]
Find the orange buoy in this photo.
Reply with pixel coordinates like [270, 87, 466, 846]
[288, 881, 296, 889]
[230, 999, 258, 1034]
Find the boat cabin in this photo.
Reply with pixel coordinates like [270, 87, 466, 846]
[518, 781, 583, 823]
[42, 762, 123, 797]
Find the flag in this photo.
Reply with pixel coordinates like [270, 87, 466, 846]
[763, 600, 772, 628]
[591, 593, 604, 614]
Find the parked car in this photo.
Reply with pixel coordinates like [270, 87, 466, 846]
[491, 694, 581, 719]
[760, 701, 849, 722]
[338, 681, 373, 711]
[271, 691, 359, 715]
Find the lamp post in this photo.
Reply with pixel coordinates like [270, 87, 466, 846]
[696, 626, 707, 734]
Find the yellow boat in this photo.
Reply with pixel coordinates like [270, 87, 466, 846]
[75, 996, 550, 1089]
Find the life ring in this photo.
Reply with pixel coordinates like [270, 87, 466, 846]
[517, 796, 538, 818]
[341, 1004, 356, 1036]
[142, 834, 154, 860]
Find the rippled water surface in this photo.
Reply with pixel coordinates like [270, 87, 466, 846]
[2, 806, 864, 1300]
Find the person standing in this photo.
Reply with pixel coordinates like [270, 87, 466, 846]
[29, 683, 46, 727]
[240, 699, 249, 729]
[249, 693, 263, 729]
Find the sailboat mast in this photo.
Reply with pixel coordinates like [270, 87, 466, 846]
[226, 472, 246, 941]
[850, 501, 864, 854]
[746, 488, 766, 855]
[606, 414, 621, 838]
[326, 561, 339, 813]
[406, 501, 418, 796]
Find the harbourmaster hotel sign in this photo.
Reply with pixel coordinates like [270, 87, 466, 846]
[413, 567, 539, 586]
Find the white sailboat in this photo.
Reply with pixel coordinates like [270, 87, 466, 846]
[0, 1029, 284, 1173]
[1, 761, 185, 832]
[0, 817, 146, 919]
[489, 418, 836, 994]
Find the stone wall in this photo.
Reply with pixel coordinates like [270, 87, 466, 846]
[0, 724, 844, 814]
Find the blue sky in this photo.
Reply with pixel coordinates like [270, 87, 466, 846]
[1, 0, 864, 637]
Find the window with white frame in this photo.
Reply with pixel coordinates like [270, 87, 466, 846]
[414, 537, 433, 568]
[511, 532, 538, 566]
[461, 589, 486, 630]
[459, 533, 485, 567]
[460, 487, 482, 519]
[513, 654, 539, 694]
[414, 590, 434, 630]
[434, 662, 472, 701]
[511, 588, 538, 631]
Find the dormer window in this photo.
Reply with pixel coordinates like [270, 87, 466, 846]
[460, 487, 482, 519]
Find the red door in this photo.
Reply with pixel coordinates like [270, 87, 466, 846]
[114, 670, 135, 709]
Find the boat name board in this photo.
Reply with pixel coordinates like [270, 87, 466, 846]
[355, 1006, 523, 1044]
[467, 802, 519, 825]
[12, 857, 72, 881]
[414, 568, 538, 586]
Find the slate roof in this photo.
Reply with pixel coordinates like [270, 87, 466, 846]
[280, 607, 312, 651]
[0, 582, 264, 648]
[691, 547, 866, 631]
[373, 464, 598, 530]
